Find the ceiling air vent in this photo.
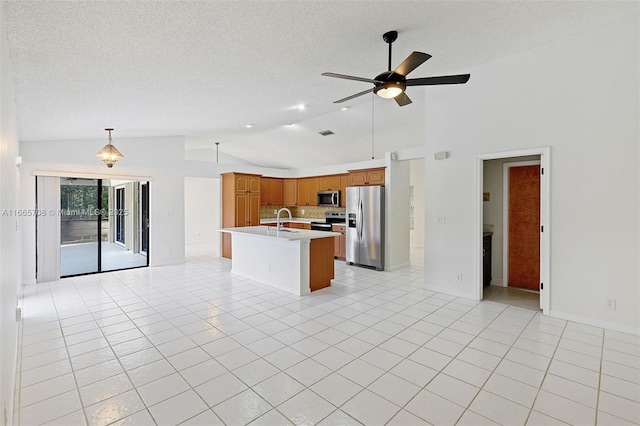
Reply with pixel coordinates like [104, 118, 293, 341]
[318, 130, 334, 136]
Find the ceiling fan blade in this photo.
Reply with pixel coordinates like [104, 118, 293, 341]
[406, 74, 471, 86]
[322, 72, 381, 84]
[394, 52, 431, 76]
[394, 92, 412, 107]
[333, 88, 374, 103]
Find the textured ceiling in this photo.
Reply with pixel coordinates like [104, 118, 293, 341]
[3, 1, 637, 169]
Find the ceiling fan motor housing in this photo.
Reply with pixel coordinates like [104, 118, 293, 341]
[373, 71, 406, 99]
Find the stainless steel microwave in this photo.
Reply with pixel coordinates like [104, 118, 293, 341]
[317, 190, 340, 207]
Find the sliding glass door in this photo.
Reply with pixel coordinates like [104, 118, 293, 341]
[58, 177, 149, 278]
[59, 178, 100, 276]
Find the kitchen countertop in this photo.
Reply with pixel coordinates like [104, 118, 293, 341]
[221, 226, 340, 241]
[260, 217, 316, 224]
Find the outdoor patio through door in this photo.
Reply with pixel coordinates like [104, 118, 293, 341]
[59, 177, 149, 277]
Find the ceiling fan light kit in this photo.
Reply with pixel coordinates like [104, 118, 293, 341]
[323, 30, 470, 107]
[373, 81, 406, 99]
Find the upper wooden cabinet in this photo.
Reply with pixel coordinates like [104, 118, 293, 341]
[234, 173, 261, 194]
[283, 179, 297, 206]
[297, 177, 319, 206]
[349, 167, 385, 186]
[318, 175, 341, 191]
[260, 178, 283, 206]
[221, 172, 261, 258]
[340, 174, 349, 207]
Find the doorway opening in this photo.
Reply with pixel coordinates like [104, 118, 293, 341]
[477, 148, 550, 315]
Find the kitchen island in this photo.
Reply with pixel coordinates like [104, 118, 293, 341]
[219, 226, 340, 296]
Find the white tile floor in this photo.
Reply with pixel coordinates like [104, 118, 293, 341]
[14, 247, 640, 425]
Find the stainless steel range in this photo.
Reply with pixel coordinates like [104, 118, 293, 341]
[310, 211, 346, 231]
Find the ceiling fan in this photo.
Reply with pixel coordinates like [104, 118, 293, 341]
[322, 30, 470, 107]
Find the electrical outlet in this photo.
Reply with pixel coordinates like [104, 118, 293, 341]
[456, 273, 463, 282]
[437, 215, 446, 224]
[301, 209, 305, 215]
[273, 209, 277, 214]
[605, 297, 616, 310]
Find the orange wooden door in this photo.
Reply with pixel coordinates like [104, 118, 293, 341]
[508, 165, 540, 290]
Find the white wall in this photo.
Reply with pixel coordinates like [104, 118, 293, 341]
[410, 158, 425, 248]
[385, 155, 411, 270]
[184, 177, 220, 254]
[20, 136, 187, 283]
[424, 16, 639, 333]
[0, 5, 21, 423]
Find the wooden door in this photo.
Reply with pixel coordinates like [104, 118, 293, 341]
[297, 179, 308, 205]
[260, 179, 270, 205]
[235, 194, 249, 226]
[366, 168, 385, 185]
[269, 179, 283, 205]
[508, 165, 540, 290]
[340, 175, 349, 207]
[248, 193, 261, 225]
[307, 178, 319, 206]
[349, 171, 367, 186]
[283, 179, 297, 206]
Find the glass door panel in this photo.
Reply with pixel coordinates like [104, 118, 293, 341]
[101, 180, 149, 272]
[60, 178, 100, 276]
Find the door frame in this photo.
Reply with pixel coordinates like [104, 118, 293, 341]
[503, 160, 541, 290]
[476, 147, 550, 314]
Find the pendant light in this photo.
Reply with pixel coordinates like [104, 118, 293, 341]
[96, 128, 124, 168]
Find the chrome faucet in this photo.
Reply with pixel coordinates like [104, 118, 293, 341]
[276, 207, 292, 232]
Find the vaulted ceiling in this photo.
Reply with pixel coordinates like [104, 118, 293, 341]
[3, 1, 636, 168]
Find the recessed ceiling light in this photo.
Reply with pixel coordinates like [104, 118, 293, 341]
[297, 104, 306, 111]
[245, 124, 253, 128]
[341, 107, 349, 111]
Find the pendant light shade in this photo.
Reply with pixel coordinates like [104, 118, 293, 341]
[97, 128, 124, 168]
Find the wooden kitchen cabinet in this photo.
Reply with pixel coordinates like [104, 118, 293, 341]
[288, 222, 311, 230]
[332, 224, 346, 260]
[297, 177, 319, 206]
[283, 179, 297, 206]
[349, 168, 385, 186]
[318, 175, 341, 191]
[340, 174, 349, 207]
[221, 172, 261, 258]
[260, 178, 283, 206]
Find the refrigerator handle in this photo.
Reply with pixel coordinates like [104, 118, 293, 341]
[358, 200, 363, 240]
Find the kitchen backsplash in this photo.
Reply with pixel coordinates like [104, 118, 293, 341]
[260, 205, 345, 219]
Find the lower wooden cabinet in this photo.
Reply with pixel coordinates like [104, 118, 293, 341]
[288, 222, 311, 230]
[332, 224, 346, 260]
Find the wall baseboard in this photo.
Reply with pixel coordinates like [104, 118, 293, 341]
[424, 284, 475, 300]
[549, 309, 640, 336]
[386, 262, 410, 272]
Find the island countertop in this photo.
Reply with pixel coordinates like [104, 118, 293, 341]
[220, 226, 340, 241]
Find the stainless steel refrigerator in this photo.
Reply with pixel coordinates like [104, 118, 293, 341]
[346, 185, 385, 270]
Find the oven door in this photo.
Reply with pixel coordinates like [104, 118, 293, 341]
[310, 222, 332, 232]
